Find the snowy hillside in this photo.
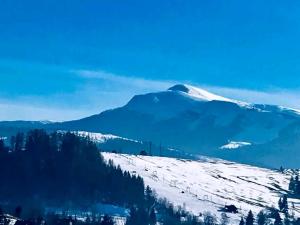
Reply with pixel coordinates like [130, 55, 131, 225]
[103, 153, 300, 223]
[74, 131, 140, 144]
[67, 131, 192, 158]
[168, 84, 248, 107]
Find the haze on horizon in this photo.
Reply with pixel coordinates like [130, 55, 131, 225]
[1, 0, 300, 121]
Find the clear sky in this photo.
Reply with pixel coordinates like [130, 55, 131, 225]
[1, 0, 300, 121]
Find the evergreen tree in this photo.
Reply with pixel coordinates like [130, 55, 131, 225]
[221, 213, 229, 225]
[284, 214, 291, 225]
[0, 139, 5, 153]
[100, 215, 114, 225]
[126, 207, 148, 225]
[14, 206, 22, 218]
[279, 198, 283, 211]
[10, 135, 15, 151]
[149, 208, 156, 225]
[257, 210, 267, 225]
[15, 133, 24, 152]
[274, 211, 283, 225]
[246, 210, 254, 225]
[203, 212, 217, 225]
[281, 195, 288, 213]
[239, 217, 245, 225]
[294, 218, 300, 225]
[289, 177, 296, 192]
[295, 176, 300, 196]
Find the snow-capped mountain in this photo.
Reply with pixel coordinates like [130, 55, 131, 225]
[103, 153, 300, 223]
[51, 84, 300, 168]
[1, 84, 300, 168]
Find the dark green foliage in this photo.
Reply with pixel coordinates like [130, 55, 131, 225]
[0, 139, 5, 153]
[220, 213, 229, 225]
[246, 210, 254, 225]
[294, 218, 300, 225]
[149, 208, 156, 225]
[274, 211, 283, 225]
[289, 175, 300, 197]
[279, 195, 289, 213]
[14, 206, 22, 218]
[126, 206, 149, 225]
[203, 212, 217, 225]
[0, 130, 145, 208]
[0, 130, 205, 225]
[257, 210, 267, 225]
[284, 214, 291, 225]
[239, 217, 245, 225]
[140, 150, 148, 156]
[100, 215, 114, 225]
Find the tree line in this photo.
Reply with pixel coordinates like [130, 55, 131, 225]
[0, 130, 211, 225]
[0, 130, 300, 225]
[289, 175, 300, 197]
[0, 130, 145, 207]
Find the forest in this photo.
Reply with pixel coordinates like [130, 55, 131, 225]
[0, 130, 300, 225]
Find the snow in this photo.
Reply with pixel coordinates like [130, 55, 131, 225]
[220, 141, 252, 150]
[45, 204, 128, 225]
[69, 131, 140, 144]
[103, 153, 300, 224]
[168, 84, 249, 107]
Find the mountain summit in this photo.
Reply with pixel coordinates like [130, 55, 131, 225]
[168, 84, 235, 103]
[1, 84, 300, 168]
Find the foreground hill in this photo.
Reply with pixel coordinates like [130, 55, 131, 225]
[103, 153, 300, 223]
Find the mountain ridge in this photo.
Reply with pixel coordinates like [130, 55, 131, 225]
[1, 84, 300, 168]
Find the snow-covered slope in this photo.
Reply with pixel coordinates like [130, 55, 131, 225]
[74, 131, 140, 144]
[103, 153, 300, 223]
[168, 84, 248, 107]
[66, 131, 191, 158]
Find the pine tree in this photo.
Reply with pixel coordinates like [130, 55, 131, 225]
[284, 214, 290, 225]
[149, 208, 156, 225]
[289, 177, 295, 192]
[100, 215, 114, 225]
[0, 139, 5, 153]
[274, 211, 283, 225]
[221, 213, 229, 225]
[15, 133, 24, 152]
[203, 212, 217, 225]
[281, 195, 288, 213]
[10, 135, 15, 151]
[246, 210, 254, 225]
[257, 210, 267, 225]
[14, 206, 22, 218]
[239, 217, 245, 225]
[295, 176, 300, 196]
[279, 197, 283, 211]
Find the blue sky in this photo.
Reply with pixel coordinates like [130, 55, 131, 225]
[1, 0, 300, 121]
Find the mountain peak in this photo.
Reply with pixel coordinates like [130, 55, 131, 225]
[168, 84, 190, 93]
[168, 84, 236, 103]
